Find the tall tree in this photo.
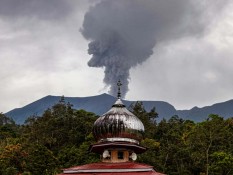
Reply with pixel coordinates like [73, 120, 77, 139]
[129, 101, 158, 138]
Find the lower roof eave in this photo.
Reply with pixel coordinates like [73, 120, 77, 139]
[59, 171, 165, 175]
[64, 168, 153, 173]
[89, 141, 147, 154]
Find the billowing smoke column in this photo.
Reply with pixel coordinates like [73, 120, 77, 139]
[81, 0, 206, 98]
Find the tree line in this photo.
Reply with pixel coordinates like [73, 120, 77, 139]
[0, 98, 233, 175]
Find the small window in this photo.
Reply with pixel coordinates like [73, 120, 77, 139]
[118, 151, 124, 159]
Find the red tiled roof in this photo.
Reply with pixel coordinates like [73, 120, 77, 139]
[66, 162, 153, 169]
[58, 162, 165, 175]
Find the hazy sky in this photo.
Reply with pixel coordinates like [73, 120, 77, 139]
[1, 0, 233, 113]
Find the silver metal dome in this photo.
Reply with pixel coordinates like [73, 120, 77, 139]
[93, 98, 145, 144]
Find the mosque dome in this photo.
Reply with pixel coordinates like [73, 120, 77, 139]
[93, 81, 145, 144]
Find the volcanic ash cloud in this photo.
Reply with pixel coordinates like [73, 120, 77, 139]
[81, 0, 214, 98]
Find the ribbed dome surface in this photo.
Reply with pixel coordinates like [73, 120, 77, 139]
[93, 99, 145, 144]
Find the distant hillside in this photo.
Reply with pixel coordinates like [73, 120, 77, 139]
[176, 99, 233, 122]
[5, 93, 176, 124]
[5, 93, 233, 124]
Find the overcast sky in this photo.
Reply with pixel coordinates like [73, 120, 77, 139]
[1, 0, 233, 113]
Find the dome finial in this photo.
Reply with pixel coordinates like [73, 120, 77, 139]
[117, 80, 122, 99]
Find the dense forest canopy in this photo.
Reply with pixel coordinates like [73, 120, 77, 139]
[1, 98, 233, 175]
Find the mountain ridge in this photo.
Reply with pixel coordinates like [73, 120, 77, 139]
[5, 93, 233, 124]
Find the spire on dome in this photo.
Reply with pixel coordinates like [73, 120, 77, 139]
[117, 80, 122, 99]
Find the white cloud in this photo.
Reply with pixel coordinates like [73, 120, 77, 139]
[128, 3, 233, 109]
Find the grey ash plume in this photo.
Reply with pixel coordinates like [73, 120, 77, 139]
[81, 0, 221, 98]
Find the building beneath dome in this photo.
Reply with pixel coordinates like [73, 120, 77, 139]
[58, 81, 165, 175]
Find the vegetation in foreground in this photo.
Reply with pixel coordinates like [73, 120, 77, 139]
[1, 98, 233, 175]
